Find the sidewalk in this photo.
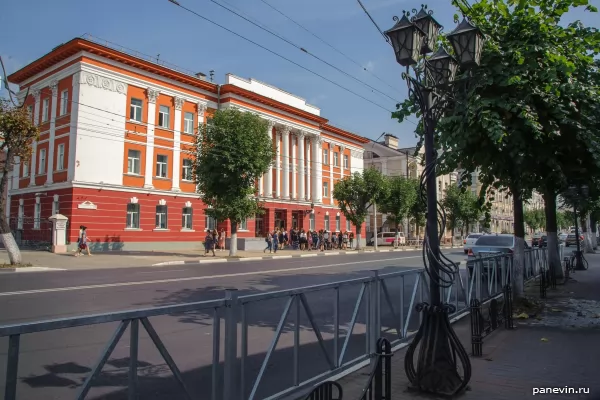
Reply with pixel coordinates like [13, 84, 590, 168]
[0, 245, 459, 271]
[337, 254, 600, 399]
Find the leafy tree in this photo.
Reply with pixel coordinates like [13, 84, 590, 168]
[394, 0, 600, 296]
[556, 211, 569, 231]
[195, 108, 275, 256]
[379, 176, 416, 246]
[460, 189, 484, 236]
[440, 184, 482, 243]
[406, 178, 426, 239]
[523, 209, 545, 232]
[333, 168, 388, 250]
[0, 100, 40, 264]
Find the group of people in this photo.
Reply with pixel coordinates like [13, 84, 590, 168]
[264, 228, 354, 253]
[203, 229, 227, 256]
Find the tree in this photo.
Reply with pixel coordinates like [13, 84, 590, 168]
[460, 189, 484, 236]
[407, 178, 426, 240]
[394, 0, 600, 297]
[556, 211, 569, 231]
[195, 108, 275, 256]
[523, 209, 545, 233]
[333, 168, 388, 250]
[379, 176, 416, 246]
[0, 100, 40, 264]
[441, 185, 463, 239]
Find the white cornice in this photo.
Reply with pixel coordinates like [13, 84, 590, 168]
[17, 51, 86, 87]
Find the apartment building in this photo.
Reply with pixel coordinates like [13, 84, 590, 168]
[7, 37, 368, 251]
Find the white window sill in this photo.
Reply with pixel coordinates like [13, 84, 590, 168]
[58, 113, 70, 118]
[124, 228, 142, 231]
[180, 229, 195, 232]
[154, 177, 171, 181]
[181, 179, 194, 183]
[153, 228, 170, 232]
[124, 173, 143, 177]
[36, 173, 46, 177]
[238, 229, 250, 232]
[54, 169, 67, 173]
[129, 119, 146, 126]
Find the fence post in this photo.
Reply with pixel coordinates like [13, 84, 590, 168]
[369, 270, 380, 364]
[503, 284, 514, 329]
[475, 257, 482, 301]
[470, 299, 482, 357]
[223, 289, 239, 400]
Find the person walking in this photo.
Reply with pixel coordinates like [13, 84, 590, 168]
[264, 231, 273, 253]
[75, 226, 92, 256]
[218, 229, 226, 252]
[205, 230, 216, 257]
[349, 231, 354, 249]
[272, 230, 279, 253]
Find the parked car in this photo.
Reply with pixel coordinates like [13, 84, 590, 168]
[565, 233, 584, 247]
[532, 235, 547, 247]
[558, 233, 568, 244]
[367, 232, 406, 246]
[531, 233, 543, 247]
[466, 234, 530, 277]
[463, 233, 484, 254]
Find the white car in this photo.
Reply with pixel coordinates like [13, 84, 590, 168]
[368, 232, 406, 246]
[463, 233, 485, 254]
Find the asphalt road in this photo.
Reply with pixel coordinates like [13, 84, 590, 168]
[0, 250, 468, 400]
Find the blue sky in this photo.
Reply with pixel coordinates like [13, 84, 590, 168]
[2, 0, 599, 145]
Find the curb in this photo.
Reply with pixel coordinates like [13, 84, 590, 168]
[0, 267, 67, 273]
[151, 246, 459, 266]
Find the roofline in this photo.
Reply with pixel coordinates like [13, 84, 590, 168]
[322, 124, 370, 144]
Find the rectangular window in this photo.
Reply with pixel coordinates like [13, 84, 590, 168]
[182, 159, 193, 181]
[346, 219, 351, 231]
[323, 181, 329, 198]
[309, 213, 315, 230]
[34, 203, 41, 229]
[240, 218, 248, 230]
[336, 215, 341, 231]
[126, 203, 140, 229]
[60, 90, 68, 116]
[184, 112, 194, 134]
[158, 105, 170, 128]
[323, 149, 329, 165]
[156, 154, 168, 178]
[206, 215, 216, 231]
[23, 162, 29, 177]
[39, 149, 46, 174]
[52, 199, 59, 215]
[343, 154, 349, 169]
[27, 105, 33, 121]
[130, 98, 143, 122]
[325, 215, 330, 231]
[333, 152, 339, 167]
[57, 144, 65, 170]
[182, 207, 193, 230]
[156, 205, 168, 229]
[128, 149, 141, 174]
[42, 98, 49, 122]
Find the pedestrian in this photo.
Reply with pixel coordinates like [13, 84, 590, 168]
[219, 229, 226, 252]
[75, 225, 92, 256]
[300, 229, 307, 250]
[323, 230, 329, 250]
[343, 231, 349, 249]
[338, 231, 343, 249]
[264, 231, 273, 253]
[307, 230, 313, 251]
[205, 230, 216, 257]
[212, 229, 218, 252]
[312, 230, 319, 250]
[278, 229, 285, 250]
[349, 231, 354, 249]
[319, 230, 325, 251]
[272, 230, 279, 253]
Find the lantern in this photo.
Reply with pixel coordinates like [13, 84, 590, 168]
[385, 14, 426, 67]
[427, 47, 458, 86]
[446, 17, 485, 68]
[412, 7, 442, 54]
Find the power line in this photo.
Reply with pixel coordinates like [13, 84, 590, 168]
[167, 0, 394, 113]
[356, 0, 392, 45]
[259, 0, 400, 95]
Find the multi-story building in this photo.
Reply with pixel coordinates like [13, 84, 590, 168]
[6, 37, 368, 251]
[363, 134, 457, 240]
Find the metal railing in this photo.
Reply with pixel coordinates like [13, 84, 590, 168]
[1, 248, 550, 400]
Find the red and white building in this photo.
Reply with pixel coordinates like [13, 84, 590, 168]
[7, 37, 368, 251]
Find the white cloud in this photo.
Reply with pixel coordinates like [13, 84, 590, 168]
[365, 60, 375, 71]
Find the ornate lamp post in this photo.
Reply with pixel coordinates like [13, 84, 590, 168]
[567, 185, 588, 270]
[385, 6, 484, 396]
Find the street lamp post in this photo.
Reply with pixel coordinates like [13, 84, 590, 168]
[385, 6, 484, 396]
[568, 185, 588, 270]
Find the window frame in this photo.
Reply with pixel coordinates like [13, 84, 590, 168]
[42, 98, 49, 122]
[182, 207, 193, 230]
[52, 199, 59, 215]
[128, 149, 141, 175]
[126, 203, 140, 229]
[343, 154, 349, 169]
[240, 218, 248, 231]
[182, 159, 193, 181]
[346, 219, 351, 231]
[323, 149, 329, 165]
[39, 149, 47, 174]
[34, 203, 41, 229]
[155, 205, 168, 229]
[156, 154, 168, 178]
[333, 152, 339, 167]
[23, 161, 29, 177]
[158, 105, 170, 128]
[206, 215, 216, 231]
[336, 215, 341, 231]
[309, 213, 315, 230]
[183, 111, 194, 134]
[324, 215, 330, 231]
[57, 143, 65, 170]
[323, 181, 329, 198]
[130, 98, 143, 122]
[60, 89, 68, 116]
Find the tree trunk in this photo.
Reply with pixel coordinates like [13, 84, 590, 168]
[591, 216, 598, 250]
[0, 149, 21, 265]
[543, 192, 563, 280]
[229, 222, 238, 257]
[512, 190, 525, 299]
[580, 216, 594, 253]
[451, 227, 455, 247]
[355, 224, 362, 250]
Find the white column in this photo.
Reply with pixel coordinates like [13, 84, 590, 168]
[172, 97, 184, 191]
[291, 133, 297, 199]
[298, 132, 305, 201]
[45, 80, 58, 185]
[281, 126, 290, 199]
[329, 142, 334, 200]
[30, 90, 41, 187]
[275, 128, 282, 198]
[311, 136, 322, 202]
[68, 73, 80, 182]
[265, 121, 274, 197]
[259, 175, 264, 196]
[144, 88, 160, 189]
[339, 145, 345, 179]
[306, 138, 311, 201]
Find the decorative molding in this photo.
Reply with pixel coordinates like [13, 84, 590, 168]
[19, 199, 24, 205]
[53, 194, 59, 202]
[32, 89, 41, 101]
[184, 201, 192, 208]
[158, 199, 167, 206]
[75, 72, 127, 95]
[130, 196, 139, 204]
[297, 131, 306, 140]
[325, 211, 329, 216]
[78, 200, 97, 210]
[49, 80, 59, 95]
[337, 212, 340, 216]
[281, 126, 292, 135]
[147, 87, 160, 103]
[339, 145, 346, 152]
[267, 120, 276, 131]
[174, 97, 185, 110]
[351, 150, 362, 158]
[35, 196, 40, 204]
[197, 102, 207, 117]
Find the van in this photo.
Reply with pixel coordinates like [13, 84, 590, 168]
[368, 232, 406, 246]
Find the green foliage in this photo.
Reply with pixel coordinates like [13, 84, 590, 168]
[442, 184, 485, 233]
[379, 176, 416, 229]
[333, 168, 388, 235]
[556, 211, 570, 230]
[524, 209, 546, 231]
[195, 108, 275, 229]
[407, 178, 426, 232]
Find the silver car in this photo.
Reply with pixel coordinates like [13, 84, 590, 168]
[463, 233, 484, 254]
[466, 234, 530, 276]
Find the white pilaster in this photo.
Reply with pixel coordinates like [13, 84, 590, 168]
[339, 145, 345, 180]
[291, 133, 297, 199]
[281, 126, 291, 199]
[311, 136, 322, 203]
[329, 142, 334, 200]
[197, 102, 207, 125]
[265, 121, 274, 197]
[259, 175, 264, 196]
[298, 131, 305, 201]
[306, 138, 311, 201]
[275, 128, 282, 198]
[172, 97, 184, 191]
[68, 74, 80, 182]
[144, 88, 160, 189]
[30, 90, 41, 187]
[45, 81, 59, 185]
